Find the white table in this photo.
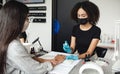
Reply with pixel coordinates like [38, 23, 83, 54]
[40, 51, 116, 74]
[40, 51, 81, 74]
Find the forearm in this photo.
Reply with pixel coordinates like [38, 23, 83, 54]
[32, 57, 49, 63]
[70, 47, 76, 54]
[78, 51, 92, 59]
[32, 55, 65, 67]
[78, 53, 86, 59]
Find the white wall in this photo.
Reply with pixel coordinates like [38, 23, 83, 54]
[26, 0, 52, 52]
[90, 0, 120, 37]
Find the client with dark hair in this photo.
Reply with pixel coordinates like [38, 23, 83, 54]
[0, 1, 65, 74]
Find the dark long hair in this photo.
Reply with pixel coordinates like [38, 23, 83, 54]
[0, 1, 29, 74]
[71, 1, 100, 25]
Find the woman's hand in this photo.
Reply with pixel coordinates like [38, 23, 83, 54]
[49, 59, 58, 67]
[48, 55, 65, 67]
[54, 54, 66, 64]
[32, 54, 66, 67]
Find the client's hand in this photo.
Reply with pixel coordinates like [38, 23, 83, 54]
[49, 59, 58, 67]
[55, 55, 66, 63]
[63, 41, 72, 53]
[50, 55, 65, 67]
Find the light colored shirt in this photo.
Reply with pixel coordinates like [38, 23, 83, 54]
[6, 39, 53, 74]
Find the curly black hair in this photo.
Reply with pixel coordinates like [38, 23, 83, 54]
[71, 1, 100, 25]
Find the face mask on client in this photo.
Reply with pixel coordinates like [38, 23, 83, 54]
[77, 18, 88, 25]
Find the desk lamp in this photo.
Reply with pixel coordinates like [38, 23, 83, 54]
[31, 37, 48, 57]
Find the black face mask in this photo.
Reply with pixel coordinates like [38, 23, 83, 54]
[77, 18, 88, 25]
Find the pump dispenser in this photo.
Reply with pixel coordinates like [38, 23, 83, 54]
[63, 41, 72, 53]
